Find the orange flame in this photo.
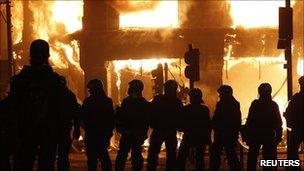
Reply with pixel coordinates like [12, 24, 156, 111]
[119, 1, 179, 29]
[297, 58, 304, 76]
[112, 58, 178, 88]
[229, 0, 296, 28]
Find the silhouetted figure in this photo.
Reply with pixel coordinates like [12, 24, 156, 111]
[56, 76, 81, 171]
[244, 83, 282, 171]
[284, 76, 304, 171]
[147, 80, 183, 171]
[10, 39, 65, 171]
[82, 79, 114, 171]
[115, 80, 150, 171]
[177, 88, 211, 171]
[210, 85, 241, 171]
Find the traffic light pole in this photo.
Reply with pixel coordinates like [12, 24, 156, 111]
[190, 79, 194, 89]
[285, 0, 293, 100]
[284, 0, 293, 161]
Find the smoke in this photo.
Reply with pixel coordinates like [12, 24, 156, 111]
[106, 1, 160, 13]
[180, 1, 232, 28]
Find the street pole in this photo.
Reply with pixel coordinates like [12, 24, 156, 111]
[189, 79, 194, 89]
[6, 0, 14, 77]
[285, 0, 293, 100]
[285, 0, 293, 161]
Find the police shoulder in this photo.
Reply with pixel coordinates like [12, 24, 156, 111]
[291, 92, 303, 101]
[105, 96, 113, 104]
[152, 94, 163, 102]
[200, 104, 210, 112]
[251, 99, 259, 105]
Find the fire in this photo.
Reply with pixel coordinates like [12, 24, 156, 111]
[229, 0, 295, 28]
[10, 1, 23, 44]
[113, 58, 177, 73]
[224, 55, 286, 71]
[52, 1, 83, 33]
[10, 1, 83, 70]
[112, 58, 178, 88]
[223, 55, 288, 128]
[11, 0, 84, 98]
[119, 1, 179, 28]
[297, 58, 304, 76]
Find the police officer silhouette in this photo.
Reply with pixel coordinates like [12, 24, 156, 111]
[82, 79, 114, 171]
[11, 39, 65, 171]
[177, 88, 211, 171]
[210, 85, 241, 171]
[284, 76, 304, 171]
[56, 76, 81, 171]
[245, 83, 282, 171]
[147, 80, 183, 171]
[115, 79, 150, 171]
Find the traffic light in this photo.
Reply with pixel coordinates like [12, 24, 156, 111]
[278, 7, 293, 49]
[184, 44, 200, 82]
[151, 63, 164, 95]
[279, 7, 293, 40]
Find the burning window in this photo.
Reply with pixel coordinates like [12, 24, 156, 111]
[118, 1, 179, 29]
[109, 58, 186, 102]
[229, 0, 296, 28]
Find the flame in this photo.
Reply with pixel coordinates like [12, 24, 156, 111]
[224, 55, 288, 128]
[11, 1, 23, 44]
[22, 1, 83, 71]
[224, 55, 286, 71]
[119, 1, 179, 28]
[297, 58, 304, 76]
[112, 58, 179, 100]
[54, 41, 82, 71]
[229, 0, 296, 28]
[11, 0, 84, 98]
[52, 1, 83, 33]
[113, 58, 177, 73]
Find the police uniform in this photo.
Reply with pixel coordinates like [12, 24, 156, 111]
[115, 95, 149, 171]
[177, 103, 211, 171]
[11, 65, 64, 171]
[210, 85, 241, 171]
[245, 83, 282, 171]
[82, 84, 114, 171]
[147, 93, 183, 171]
[284, 77, 304, 171]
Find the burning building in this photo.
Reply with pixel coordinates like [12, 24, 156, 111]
[0, 0, 303, 124]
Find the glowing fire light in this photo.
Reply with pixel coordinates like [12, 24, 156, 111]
[112, 58, 177, 88]
[119, 1, 179, 28]
[113, 58, 177, 73]
[11, 1, 23, 44]
[52, 1, 83, 33]
[11, 0, 84, 98]
[224, 55, 286, 71]
[229, 0, 295, 28]
[297, 58, 304, 76]
[26, 1, 83, 71]
[224, 55, 288, 129]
